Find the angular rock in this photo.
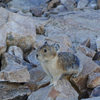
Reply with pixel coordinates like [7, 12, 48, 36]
[8, 46, 23, 59]
[60, 0, 76, 10]
[97, 0, 100, 8]
[29, 67, 50, 88]
[0, 7, 36, 53]
[81, 97, 100, 100]
[28, 79, 78, 100]
[71, 51, 100, 92]
[1, 53, 34, 70]
[26, 50, 40, 65]
[81, 38, 90, 48]
[0, 63, 30, 83]
[0, 82, 31, 100]
[77, 45, 96, 58]
[77, 0, 88, 9]
[93, 52, 100, 60]
[28, 86, 52, 100]
[90, 86, 100, 97]
[96, 37, 100, 52]
[87, 69, 100, 88]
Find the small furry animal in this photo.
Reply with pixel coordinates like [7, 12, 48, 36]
[36, 42, 83, 85]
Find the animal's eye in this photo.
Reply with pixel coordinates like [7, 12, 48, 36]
[44, 49, 47, 53]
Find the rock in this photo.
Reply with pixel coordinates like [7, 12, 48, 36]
[8, 0, 46, 12]
[77, 45, 96, 58]
[1, 53, 34, 70]
[36, 24, 45, 35]
[60, 0, 76, 11]
[81, 38, 90, 48]
[0, 63, 30, 83]
[0, 7, 36, 53]
[88, 0, 97, 9]
[77, 0, 88, 9]
[70, 51, 100, 92]
[0, 82, 31, 100]
[8, 46, 23, 59]
[28, 86, 52, 100]
[54, 4, 67, 12]
[87, 69, 100, 88]
[90, 86, 100, 97]
[94, 61, 100, 66]
[26, 50, 40, 65]
[96, 37, 100, 52]
[30, 7, 43, 17]
[81, 97, 100, 100]
[97, 0, 100, 8]
[47, 0, 60, 10]
[93, 52, 100, 60]
[28, 79, 78, 100]
[46, 33, 72, 52]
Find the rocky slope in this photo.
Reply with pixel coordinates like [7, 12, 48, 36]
[0, 0, 100, 100]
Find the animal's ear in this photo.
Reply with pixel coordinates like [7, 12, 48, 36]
[44, 41, 48, 45]
[52, 43, 60, 51]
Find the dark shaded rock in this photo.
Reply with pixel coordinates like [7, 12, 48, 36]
[93, 52, 100, 61]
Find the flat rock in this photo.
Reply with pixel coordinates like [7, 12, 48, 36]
[77, 45, 96, 58]
[0, 82, 31, 100]
[90, 86, 100, 97]
[8, 46, 23, 59]
[0, 63, 30, 83]
[87, 69, 100, 88]
[71, 51, 100, 92]
[28, 79, 78, 100]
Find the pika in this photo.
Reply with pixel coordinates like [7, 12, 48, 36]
[36, 42, 83, 85]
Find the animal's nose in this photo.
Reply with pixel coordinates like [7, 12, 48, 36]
[36, 54, 38, 58]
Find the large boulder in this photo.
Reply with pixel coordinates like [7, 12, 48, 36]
[0, 7, 36, 53]
[28, 79, 79, 100]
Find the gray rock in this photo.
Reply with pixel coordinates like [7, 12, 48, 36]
[60, 0, 76, 10]
[96, 37, 100, 52]
[77, 0, 88, 9]
[0, 63, 30, 83]
[1, 53, 34, 70]
[90, 86, 100, 97]
[8, 46, 23, 59]
[0, 82, 31, 100]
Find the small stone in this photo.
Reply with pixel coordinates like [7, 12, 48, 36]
[8, 46, 23, 59]
[81, 38, 90, 48]
[90, 86, 100, 97]
[77, 45, 96, 58]
[96, 37, 100, 52]
[36, 24, 45, 35]
[77, 0, 88, 9]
